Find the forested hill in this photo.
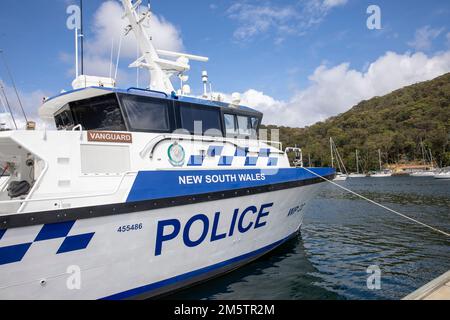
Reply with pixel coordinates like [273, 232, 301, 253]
[263, 72, 450, 171]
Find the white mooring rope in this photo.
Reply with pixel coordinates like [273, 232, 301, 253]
[302, 167, 450, 238]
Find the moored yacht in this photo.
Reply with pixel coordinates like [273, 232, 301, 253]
[330, 137, 348, 181]
[349, 150, 366, 178]
[0, 0, 334, 299]
[370, 149, 392, 177]
[434, 167, 450, 179]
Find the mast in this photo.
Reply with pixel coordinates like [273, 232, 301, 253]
[378, 149, 382, 171]
[356, 150, 359, 174]
[0, 81, 18, 129]
[330, 137, 334, 169]
[420, 139, 426, 166]
[120, 0, 208, 94]
[429, 149, 434, 170]
[79, 0, 84, 75]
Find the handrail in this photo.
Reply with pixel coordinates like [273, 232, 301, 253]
[140, 134, 284, 159]
[0, 175, 11, 193]
[0, 171, 137, 212]
[17, 160, 49, 213]
[126, 87, 168, 98]
[72, 124, 83, 131]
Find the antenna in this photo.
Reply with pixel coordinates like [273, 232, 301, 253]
[79, 0, 84, 75]
[0, 50, 28, 124]
[75, 27, 79, 78]
[0, 80, 18, 129]
[109, 39, 114, 79]
[202, 71, 208, 98]
[121, 0, 208, 93]
[115, 34, 124, 81]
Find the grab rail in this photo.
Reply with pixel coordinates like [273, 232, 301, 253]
[139, 134, 284, 159]
[127, 87, 168, 98]
[72, 124, 83, 131]
[17, 161, 49, 213]
[0, 171, 137, 215]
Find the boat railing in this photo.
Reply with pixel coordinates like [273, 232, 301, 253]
[0, 171, 138, 216]
[16, 160, 49, 213]
[140, 134, 284, 159]
[127, 87, 168, 98]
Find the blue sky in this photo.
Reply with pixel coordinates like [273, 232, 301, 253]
[0, 0, 449, 127]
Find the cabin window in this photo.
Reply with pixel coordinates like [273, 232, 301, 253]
[54, 106, 74, 130]
[237, 116, 252, 135]
[224, 114, 237, 134]
[180, 104, 223, 136]
[237, 115, 259, 138]
[70, 95, 126, 131]
[250, 117, 260, 130]
[120, 95, 170, 132]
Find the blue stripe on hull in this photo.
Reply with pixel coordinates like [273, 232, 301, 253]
[126, 167, 334, 203]
[101, 233, 296, 300]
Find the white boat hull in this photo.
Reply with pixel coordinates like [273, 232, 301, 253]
[434, 174, 450, 179]
[333, 175, 348, 181]
[411, 172, 436, 177]
[370, 173, 392, 178]
[349, 174, 366, 178]
[0, 172, 327, 300]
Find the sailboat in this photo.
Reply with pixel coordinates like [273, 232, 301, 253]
[349, 150, 366, 178]
[411, 143, 437, 177]
[434, 167, 450, 179]
[330, 138, 348, 181]
[371, 149, 392, 177]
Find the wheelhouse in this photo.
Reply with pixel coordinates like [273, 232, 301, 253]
[51, 88, 263, 139]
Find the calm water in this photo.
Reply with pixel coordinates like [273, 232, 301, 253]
[166, 177, 450, 300]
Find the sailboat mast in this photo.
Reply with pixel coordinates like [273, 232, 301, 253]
[330, 137, 334, 169]
[378, 149, 382, 171]
[420, 139, 426, 166]
[356, 150, 359, 174]
[429, 149, 434, 170]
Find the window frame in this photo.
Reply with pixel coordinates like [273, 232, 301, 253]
[224, 113, 238, 135]
[177, 102, 224, 136]
[54, 104, 75, 130]
[62, 93, 128, 132]
[221, 110, 262, 139]
[117, 93, 175, 134]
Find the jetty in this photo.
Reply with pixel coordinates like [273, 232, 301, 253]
[403, 271, 450, 300]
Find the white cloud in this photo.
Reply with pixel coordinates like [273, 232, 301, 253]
[87, 0, 183, 59]
[408, 26, 444, 51]
[323, 0, 348, 9]
[227, 0, 347, 42]
[219, 51, 450, 127]
[64, 0, 184, 86]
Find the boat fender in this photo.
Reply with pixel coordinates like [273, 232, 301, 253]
[7, 180, 31, 198]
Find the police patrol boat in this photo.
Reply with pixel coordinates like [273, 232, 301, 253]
[0, 0, 334, 299]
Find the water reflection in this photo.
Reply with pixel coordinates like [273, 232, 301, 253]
[164, 177, 450, 300]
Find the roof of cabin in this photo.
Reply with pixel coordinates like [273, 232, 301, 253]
[39, 86, 262, 120]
